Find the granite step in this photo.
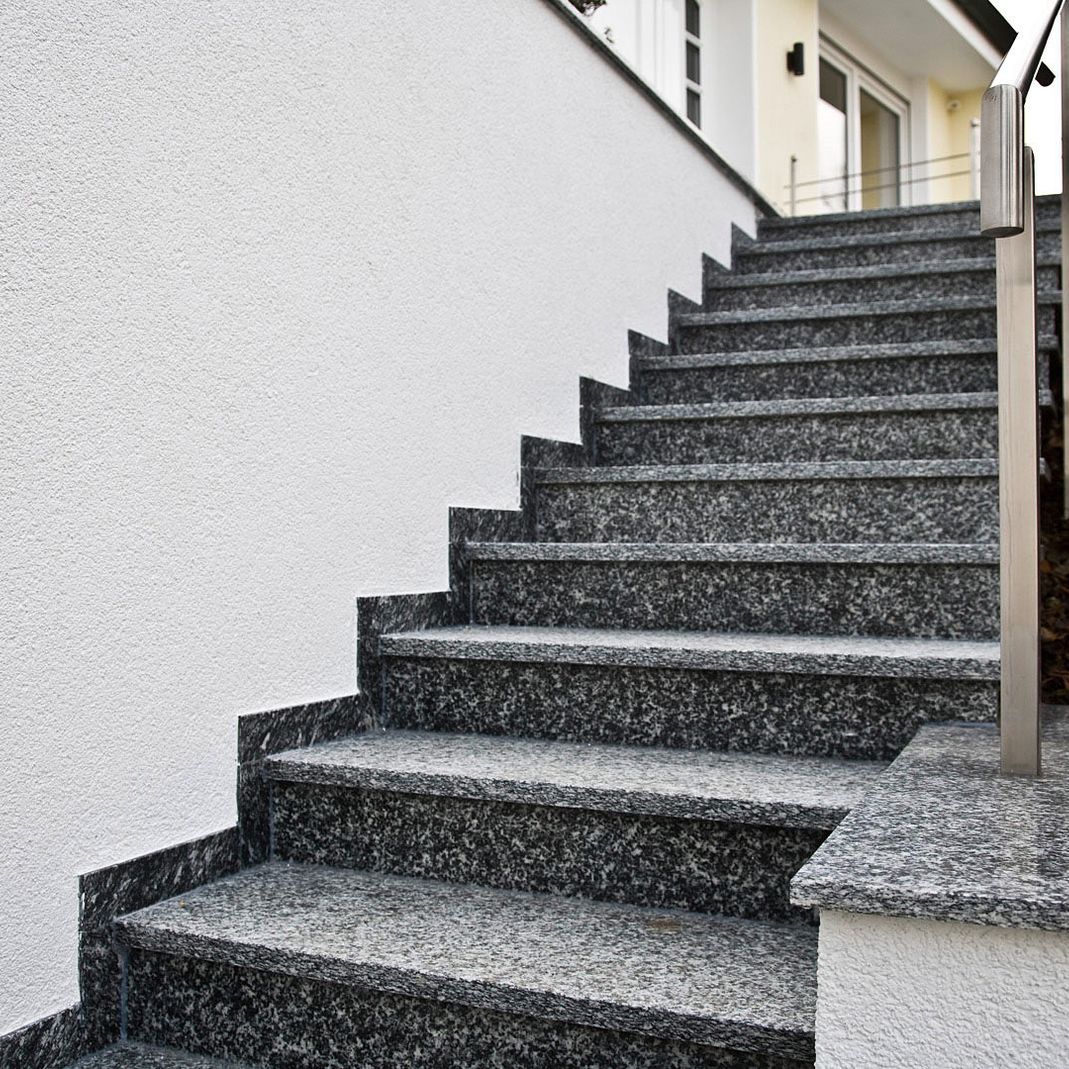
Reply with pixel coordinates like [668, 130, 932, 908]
[674, 295, 1058, 354]
[754, 196, 1060, 244]
[636, 338, 1057, 405]
[69, 1045, 251, 1069]
[534, 460, 997, 544]
[380, 625, 999, 760]
[733, 222, 1060, 274]
[704, 258, 1060, 311]
[264, 730, 885, 922]
[594, 393, 1000, 466]
[115, 863, 819, 1068]
[464, 542, 999, 639]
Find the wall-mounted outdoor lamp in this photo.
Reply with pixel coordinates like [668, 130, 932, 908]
[786, 42, 805, 76]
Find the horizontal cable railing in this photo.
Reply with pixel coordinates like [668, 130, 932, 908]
[980, 0, 1066, 777]
[785, 135, 980, 215]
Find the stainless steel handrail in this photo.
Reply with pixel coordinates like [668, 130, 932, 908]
[979, 1, 1065, 777]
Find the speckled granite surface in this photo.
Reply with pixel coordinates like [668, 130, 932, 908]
[637, 340, 1055, 406]
[706, 262, 1059, 312]
[263, 729, 850, 919]
[595, 402, 997, 465]
[0, 1005, 87, 1069]
[126, 951, 809, 1069]
[266, 730, 882, 829]
[381, 628, 997, 759]
[792, 718, 1069, 930]
[534, 462, 997, 544]
[116, 864, 817, 1062]
[271, 782, 826, 922]
[603, 392, 1002, 421]
[70, 1044, 250, 1068]
[380, 626, 1000, 678]
[754, 195, 1059, 243]
[676, 296, 1059, 354]
[466, 546, 998, 639]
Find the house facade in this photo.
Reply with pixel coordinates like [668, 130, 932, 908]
[587, 0, 1014, 214]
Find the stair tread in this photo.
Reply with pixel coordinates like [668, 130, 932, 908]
[381, 624, 999, 678]
[760, 199, 981, 229]
[599, 391, 998, 422]
[265, 729, 885, 830]
[464, 541, 999, 564]
[636, 337, 1059, 371]
[741, 218, 1059, 256]
[115, 862, 818, 1059]
[678, 292, 1061, 327]
[536, 458, 997, 484]
[71, 1044, 248, 1069]
[708, 256, 1058, 290]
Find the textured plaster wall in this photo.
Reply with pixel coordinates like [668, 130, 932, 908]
[0, 0, 754, 1031]
[817, 911, 1069, 1068]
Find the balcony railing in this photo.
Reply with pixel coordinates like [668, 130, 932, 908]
[786, 138, 981, 216]
[980, 1, 1066, 777]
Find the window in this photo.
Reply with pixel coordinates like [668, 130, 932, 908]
[685, 0, 701, 128]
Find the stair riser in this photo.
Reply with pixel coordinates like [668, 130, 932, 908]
[705, 266, 1059, 311]
[468, 559, 998, 640]
[271, 782, 823, 923]
[756, 200, 1060, 243]
[595, 409, 996, 465]
[535, 477, 997, 544]
[125, 951, 803, 1069]
[735, 231, 1060, 274]
[383, 656, 997, 761]
[677, 307, 1056, 354]
[641, 354, 1000, 404]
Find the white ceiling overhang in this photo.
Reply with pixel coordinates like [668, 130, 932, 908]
[819, 0, 1000, 91]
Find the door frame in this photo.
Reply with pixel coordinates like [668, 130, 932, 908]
[819, 36, 912, 211]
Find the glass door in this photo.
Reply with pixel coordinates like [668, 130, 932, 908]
[818, 59, 849, 213]
[859, 89, 901, 209]
[814, 42, 910, 215]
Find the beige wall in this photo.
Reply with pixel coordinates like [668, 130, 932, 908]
[755, 0, 819, 214]
[923, 80, 983, 203]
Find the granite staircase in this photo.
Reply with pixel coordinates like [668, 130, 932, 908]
[78, 199, 1059, 1069]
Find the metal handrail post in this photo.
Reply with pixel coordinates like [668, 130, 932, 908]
[1063, 3, 1069, 518]
[996, 148, 1042, 777]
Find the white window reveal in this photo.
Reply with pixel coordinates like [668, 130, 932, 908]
[685, 0, 701, 128]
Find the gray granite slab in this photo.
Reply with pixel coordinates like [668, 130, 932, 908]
[678, 293, 1061, 327]
[742, 216, 1059, 256]
[536, 458, 998, 484]
[126, 949, 808, 1069]
[0, 1005, 86, 1069]
[379, 625, 1000, 680]
[599, 392, 1000, 422]
[266, 730, 884, 830]
[635, 338, 1058, 372]
[271, 781, 826, 922]
[594, 404, 998, 466]
[791, 717, 1069, 930]
[706, 264, 1059, 313]
[534, 473, 996, 544]
[70, 1044, 250, 1069]
[383, 654, 996, 761]
[271, 782, 820, 923]
[115, 864, 817, 1061]
[466, 554, 998, 640]
[465, 542, 999, 564]
[709, 258, 1008, 290]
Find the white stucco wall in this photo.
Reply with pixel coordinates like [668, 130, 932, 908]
[0, 0, 757, 1032]
[817, 910, 1069, 1068]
